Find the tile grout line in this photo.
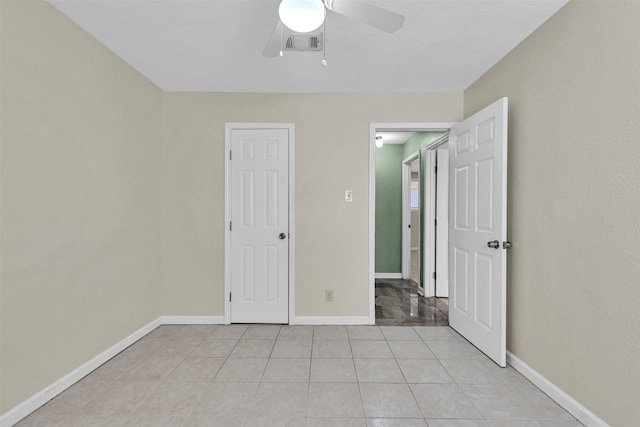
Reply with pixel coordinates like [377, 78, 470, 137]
[352, 334, 368, 420]
[304, 326, 315, 420]
[179, 328, 227, 425]
[17, 324, 582, 426]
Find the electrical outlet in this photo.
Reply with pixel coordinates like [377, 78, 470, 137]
[325, 289, 334, 302]
[344, 190, 353, 202]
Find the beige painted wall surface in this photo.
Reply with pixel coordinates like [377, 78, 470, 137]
[161, 92, 462, 317]
[464, 1, 640, 424]
[1, 1, 162, 412]
[410, 210, 419, 248]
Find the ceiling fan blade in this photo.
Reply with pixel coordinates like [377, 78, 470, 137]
[263, 21, 284, 58]
[327, 0, 404, 33]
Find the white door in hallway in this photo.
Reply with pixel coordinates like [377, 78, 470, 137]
[230, 128, 289, 323]
[448, 98, 509, 367]
[435, 148, 449, 297]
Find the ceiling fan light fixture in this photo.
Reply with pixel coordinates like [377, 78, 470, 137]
[375, 135, 384, 148]
[279, 0, 326, 33]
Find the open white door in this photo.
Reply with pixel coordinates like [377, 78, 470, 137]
[435, 148, 449, 297]
[448, 98, 508, 367]
[401, 152, 420, 281]
[230, 128, 290, 324]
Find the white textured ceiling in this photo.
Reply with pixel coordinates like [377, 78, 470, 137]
[49, 0, 568, 93]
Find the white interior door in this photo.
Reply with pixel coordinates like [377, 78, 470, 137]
[435, 148, 449, 297]
[401, 152, 419, 280]
[448, 97, 508, 366]
[230, 128, 289, 323]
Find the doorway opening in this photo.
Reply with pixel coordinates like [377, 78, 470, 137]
[370, 123, 454, 325]
[402, 152, 421, 287]
[371, 98, 509, 366]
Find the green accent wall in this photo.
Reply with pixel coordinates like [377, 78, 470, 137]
[403, 132, 444, 159]
[375, 131, 446, 284]
[375, 144, 404, 273]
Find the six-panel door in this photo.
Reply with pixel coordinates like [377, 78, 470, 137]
[230, 129, 289, 324]
[449, 98, 508, 367]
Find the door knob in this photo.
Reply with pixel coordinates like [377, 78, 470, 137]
[487, 240, 500, 249]
[503, 241, 512, 249]
[279, 233, 287, 240]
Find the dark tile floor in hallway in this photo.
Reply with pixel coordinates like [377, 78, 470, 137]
[375, 279, 449, 326]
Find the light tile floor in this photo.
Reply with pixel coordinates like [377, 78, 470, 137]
[16, 325, 583, 427]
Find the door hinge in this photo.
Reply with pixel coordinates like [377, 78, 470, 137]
[434, 219, 437, 227]
[229, 151, 232, 160]
[229, 221, 232, 231]
[229, 292, 232, 302]
[433, 272, 436, 280]
[434, 166, 437, 174]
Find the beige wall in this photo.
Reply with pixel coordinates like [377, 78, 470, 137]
[6, 0, 638, 423]
[0, 1, 162, 412]
[464, 1, 640, 425]
[410, 210, 419, 248]
[161, 92, 462, 317]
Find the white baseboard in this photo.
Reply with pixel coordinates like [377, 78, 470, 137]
[1, 315, 228, 426]
[3, 313, 385, 425]
[161, 315, 225, 325]
[0, 317, 161, 427]
[375, 273, 402, 279]
[506, 351, 609, 427]
[292, 316, 371, 325]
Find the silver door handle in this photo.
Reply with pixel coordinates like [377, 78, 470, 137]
[487, 240, 500, 249]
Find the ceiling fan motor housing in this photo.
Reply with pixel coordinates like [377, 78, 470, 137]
[284, 33, 323, 51]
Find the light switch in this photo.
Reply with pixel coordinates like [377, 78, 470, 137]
[345, 190, 353, 202]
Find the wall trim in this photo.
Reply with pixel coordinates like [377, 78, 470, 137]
[374, 273, 402, 279]
[292, 316, 372, 325]
[161, 315, 225, 325]
[0, 317, 161, 427]
[506, 351, 609, 427]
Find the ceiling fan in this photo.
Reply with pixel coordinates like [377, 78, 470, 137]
[263, 0, 405, 57]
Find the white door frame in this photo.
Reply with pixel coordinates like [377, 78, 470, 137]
[401, 152, 420, 281]
[224, 123, 295, 325]
[369, 123, 455, 324]
[423, 134, 450, 297]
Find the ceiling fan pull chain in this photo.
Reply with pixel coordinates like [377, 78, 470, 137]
[321, 18, 328, 67]
[279, 20, 284, 58]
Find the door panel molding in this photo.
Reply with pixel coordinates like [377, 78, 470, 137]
[448, 98, 508, 366]
[225, 123, 295, 324]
